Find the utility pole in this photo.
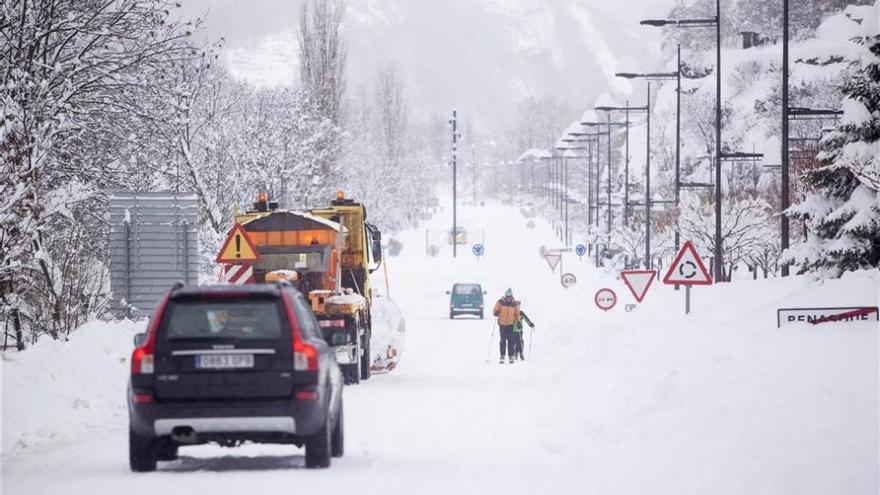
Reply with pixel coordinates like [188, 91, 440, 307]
[781, 0, 791, 277]
[675, 44, 682, 263]
[450, 109, 459, 258]
[472, 145, 477, 205]
[645, 82, 652, 269]
[587, 138, 593, 254]
[624, 101, 630, 227]
[564, 154, 569, 246]
[713, 0, 724, 282]
[606, 114, 612, 254]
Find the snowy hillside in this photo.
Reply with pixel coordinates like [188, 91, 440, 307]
[181, 0, 677, 130]
[3, 203, 877, 494]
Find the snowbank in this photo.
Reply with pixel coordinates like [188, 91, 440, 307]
[369, 296, 406, 372]
[1, 320, 144, 455]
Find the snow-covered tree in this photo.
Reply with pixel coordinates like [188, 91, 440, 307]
[680, 191, 776, 281]
[0, 0, 199, 346]
[787, 29, 880, 277]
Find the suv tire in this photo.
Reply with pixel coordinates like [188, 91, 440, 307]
[305, 415, 332, 468]
[331, 400, 344, 458]
[129, 427, 158, 472]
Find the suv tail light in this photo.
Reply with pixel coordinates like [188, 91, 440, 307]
[131, 293, 170, 375]
[281, 292, 319, 372]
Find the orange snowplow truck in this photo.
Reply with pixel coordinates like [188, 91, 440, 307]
[231, 191, 383, 385]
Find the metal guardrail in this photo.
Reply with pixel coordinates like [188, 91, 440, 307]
[109, 192, 199, 317]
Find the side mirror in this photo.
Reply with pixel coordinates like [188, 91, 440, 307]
[483, 290, 487, 295]
[367, 223, 383, 265]
[445, 290, 451, 295]
[133, 333, 146, 347]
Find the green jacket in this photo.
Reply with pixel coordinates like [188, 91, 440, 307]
[512, 307, 534, 333]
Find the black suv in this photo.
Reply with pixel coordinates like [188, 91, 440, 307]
[128, 283, 344, 471]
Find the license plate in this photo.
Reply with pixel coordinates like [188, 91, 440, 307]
[196, 354, 254, 369]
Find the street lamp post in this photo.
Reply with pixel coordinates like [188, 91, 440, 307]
[781, 0, 790, 276]
[642, 11, 722, 280]
[595, 97, 652, 267]
[581, 114, 627, 260]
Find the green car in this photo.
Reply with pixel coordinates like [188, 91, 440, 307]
[446, 283, 486, 319]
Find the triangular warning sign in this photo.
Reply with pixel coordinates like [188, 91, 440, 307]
[621, 270, 656, 303]
[216, 223, 261, 263]
[663, 241, 712, 286]
[544, 252, 561, 272]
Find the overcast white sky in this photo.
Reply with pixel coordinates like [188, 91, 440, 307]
[177, 0, 678, 131]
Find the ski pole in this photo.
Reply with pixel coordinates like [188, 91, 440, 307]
[484, 321, 496, 363]
[528, 326, 534, 358]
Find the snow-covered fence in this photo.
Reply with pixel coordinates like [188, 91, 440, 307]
[109, 193, 199, 318]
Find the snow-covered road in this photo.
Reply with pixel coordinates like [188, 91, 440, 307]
[3, 203, 878, 495]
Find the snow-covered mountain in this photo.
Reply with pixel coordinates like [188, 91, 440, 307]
[180, 0, 677, 131]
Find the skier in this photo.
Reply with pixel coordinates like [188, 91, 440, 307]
[493, 288, 520, 364]
[512, 305, 535, 360]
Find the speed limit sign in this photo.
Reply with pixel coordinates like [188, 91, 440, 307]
[560, 272, 577, 288]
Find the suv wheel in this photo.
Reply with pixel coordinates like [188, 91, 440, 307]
[129, 427, 158, 472]
[305, 415, 332, 468]
[331, 400, 344, 458]
[449, 310, 454, 319]
[480, 311, 484, 319]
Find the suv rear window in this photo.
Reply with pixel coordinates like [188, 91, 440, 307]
[162, 300, 284, 340]
[453, 284, 481, 295]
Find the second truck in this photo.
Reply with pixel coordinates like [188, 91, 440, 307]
[223, 192, 386, 384]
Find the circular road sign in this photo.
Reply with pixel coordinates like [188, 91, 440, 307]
[575, 244, 587, 257]
[427, 245, 439, 257]
[561, 272, 577, 288]
[594, 288, 617, 312]
[472, 243, 485, 257]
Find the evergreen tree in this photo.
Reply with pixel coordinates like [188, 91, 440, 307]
[788, 31, 880, 277]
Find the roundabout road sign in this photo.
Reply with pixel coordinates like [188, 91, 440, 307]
[575, 244, 587, 257]
[561, 272, 577, 288]
[594, 288, 617, 312]
[472, 243, 485, 257]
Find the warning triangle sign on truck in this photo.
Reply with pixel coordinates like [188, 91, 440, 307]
[621, 270, 657, 303]
[663, 241, 712, 286]
[216, 223, 261, 263]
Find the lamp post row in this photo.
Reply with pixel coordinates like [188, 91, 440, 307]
[534, 0, 802, 279]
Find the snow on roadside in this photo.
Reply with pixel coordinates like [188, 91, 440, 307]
[1, 319, 144, 455]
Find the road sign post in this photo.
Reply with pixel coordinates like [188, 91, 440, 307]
[663, 241, 712, 315]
